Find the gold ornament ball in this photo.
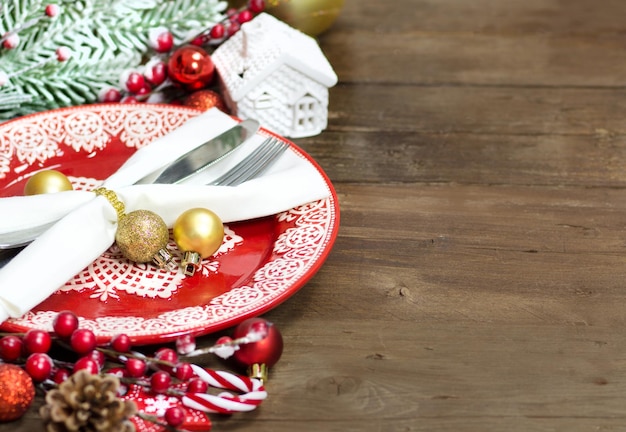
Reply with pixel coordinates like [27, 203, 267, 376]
[115, 210, 170, 263]
[173, 208, 224, 258]
[229, 0, 345, 36]
[24, 169, 73, 195]
[0, 364, 35, 422]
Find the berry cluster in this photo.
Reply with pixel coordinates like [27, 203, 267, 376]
[99, 0, 267, 105]
[0, 311, 209, 428]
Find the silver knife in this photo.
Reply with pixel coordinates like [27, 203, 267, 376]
[0, 119, 260, 249]
[135, 118, 260, 185]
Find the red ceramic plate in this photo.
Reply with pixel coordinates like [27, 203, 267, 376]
[0, 104, 339, 344]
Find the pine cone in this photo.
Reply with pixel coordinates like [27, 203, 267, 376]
[40, 370, 137, 432]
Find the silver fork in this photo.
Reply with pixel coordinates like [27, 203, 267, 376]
[0, 137, 289, 266]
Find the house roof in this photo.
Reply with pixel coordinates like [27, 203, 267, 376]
[212, 13, 338, 102]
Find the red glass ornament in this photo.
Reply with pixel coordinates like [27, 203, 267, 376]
[167, 46, 215, 90]
[0, 335, 23, 362]
[0, 364, 35, 421]
[111, 333, 132, 352]
[25, 353, 53, 382]
[70, 328, 97, 355]
[53, 310, 79, 339]
[233, 318, 283, 373]
[23, 329, 52, 354]
[150, 370, 172, 394]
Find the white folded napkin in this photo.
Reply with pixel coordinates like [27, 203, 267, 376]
[0, 108, 331, 323]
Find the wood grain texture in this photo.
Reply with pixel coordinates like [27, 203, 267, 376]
[5, 0, 626, 430]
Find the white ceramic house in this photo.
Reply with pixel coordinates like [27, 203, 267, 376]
[211, 13, 338, 138]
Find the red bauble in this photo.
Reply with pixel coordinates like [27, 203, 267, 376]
[183, 90, 228, 113]
[233, 318, 283, 368]
[168, 46, 215, 90]
[0, 364, 35, 421]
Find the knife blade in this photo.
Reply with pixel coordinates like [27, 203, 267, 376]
[146, 118, 260, 185]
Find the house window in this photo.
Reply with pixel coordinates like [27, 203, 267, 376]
[293, 96, 319, 132]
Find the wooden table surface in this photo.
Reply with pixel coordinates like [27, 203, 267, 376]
[7, 0, 626, 430]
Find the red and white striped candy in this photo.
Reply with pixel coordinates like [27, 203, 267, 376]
[183, 365, 267, 414]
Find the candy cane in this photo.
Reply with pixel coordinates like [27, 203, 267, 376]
[183, 365, 268, 414]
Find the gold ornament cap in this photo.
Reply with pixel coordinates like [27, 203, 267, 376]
[248, 363, 268, 384]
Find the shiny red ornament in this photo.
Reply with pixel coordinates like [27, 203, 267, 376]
[0, 364, 35, 421]
[233, 318, 283, 381]
[167, 46, 215, 90]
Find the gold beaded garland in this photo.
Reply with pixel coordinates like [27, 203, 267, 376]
[173, 208, 224, 276]
[24, 170, 73, 195]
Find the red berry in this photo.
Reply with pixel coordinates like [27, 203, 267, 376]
[187, 377, 208, 393]
[25, 353, 53, 382]
[86, 349, 106, 368]
[70, 328, 97, 355]
[190, 36, 205, 46]
[227, 22, 241, 37]
[175, 334, 196, 355]
[164, 406, 185, 427]
[248, 0, 265, 13]
[73, 357, 100, 374]
[209, 23, 225, 39]
[125, 358, 147, 378]
[45, 4, 60, 17]
[150, 370, 172, 394]
[111, 333, 131, 353]
[125, 72, 145, 93]
[100, 88, 122, 103]
[155, 31, 174, 53]
[53, 311, 79, 339]
[53, 368, 71, 384]
[0, 335, 23, 362]
[146, 62, 167, 86]
[174, 363, 195, 381]
[154, 347, 177, 373]
[238, 10, 253, 24]
[23, 329, 52, 354]
[121, 95, 139, 103]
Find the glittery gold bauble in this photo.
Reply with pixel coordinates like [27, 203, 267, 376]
[173, 208, 224, 258]
[24, 169, 73, 195]
[0, 364, 35, 422]
[229, 0, 345, 35]
[115, 210, 170, 263]
[184, 90, 228, 113]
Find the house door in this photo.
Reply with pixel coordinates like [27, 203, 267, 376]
[292, 95, 320, 137]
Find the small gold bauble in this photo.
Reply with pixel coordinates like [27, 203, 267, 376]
[115, 210, 170, 263]
[24, 170, 73, 195]
[173, 208, 224, 258]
